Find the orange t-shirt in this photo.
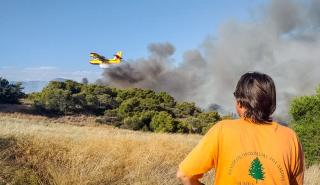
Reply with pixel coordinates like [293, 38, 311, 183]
[179, 119, 304, 185]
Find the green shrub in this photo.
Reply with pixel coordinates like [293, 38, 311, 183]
[28, 81, 80, 114]
[123, 114, 144, 130]
[184, 117, 202, 133]
[28, 81, 118, 115]
[290, 95, 320, 122]
[81, 84, 117, 113]
[289, 85, 320, 166]
[118, 97, 141, 117]
[174, 102, 201, 118]
[150, 111, 175, 132]
[0, 77, 24, 104]
[174, 119, 190, 133]
[291, 120, 320, 166]
[139, 111, 156, 130]
[197, 112, 221, 123]
[197, 112, 221, 134]
[139, 98, 160, 111]
[181, 112, 221, 134]
[156, 92, 176, 107]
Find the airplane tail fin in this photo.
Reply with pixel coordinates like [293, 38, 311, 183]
[108, 51, 123, 64]
[114, 51, 123, 59]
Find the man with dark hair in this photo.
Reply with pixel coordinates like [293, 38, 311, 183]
[177, 72, 304, 185]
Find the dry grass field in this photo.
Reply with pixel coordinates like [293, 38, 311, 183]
[0, 113, 319, 185]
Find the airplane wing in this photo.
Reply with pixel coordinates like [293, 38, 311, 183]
[90, 53, 107, 65]
[90, 53, 106, 61]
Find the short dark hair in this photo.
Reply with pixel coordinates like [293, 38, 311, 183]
[233, 72, 276, 123]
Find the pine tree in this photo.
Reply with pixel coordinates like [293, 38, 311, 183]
[249, 157, 265, 183]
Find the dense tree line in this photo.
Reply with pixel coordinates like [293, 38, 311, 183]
[289, 85, 320, 166]
[0, 77, 24, 104]
[28, 80, 221, 134]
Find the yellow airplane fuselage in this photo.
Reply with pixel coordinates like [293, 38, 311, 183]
[89, 59, 102, 65]
[89, 58, 121, 65]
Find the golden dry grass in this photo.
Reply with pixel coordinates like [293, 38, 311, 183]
[0, 113, 319, 185]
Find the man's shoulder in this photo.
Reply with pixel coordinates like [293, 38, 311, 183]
[216, 119, 239, 125]
[215, 119, 245, 127]
[274, 121, 298, 138]
[207, 119, 241, 133]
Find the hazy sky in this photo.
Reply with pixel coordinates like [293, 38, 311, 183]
[0, 0, 265, 82]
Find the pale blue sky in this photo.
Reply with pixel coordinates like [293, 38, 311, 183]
[0, 0, 265, 82]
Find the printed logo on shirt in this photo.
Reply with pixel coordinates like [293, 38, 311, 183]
[228, 152, 285, 184]
[248, 157, 265, 183]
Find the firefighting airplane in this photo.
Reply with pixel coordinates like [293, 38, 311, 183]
[89, 51, 123, 68]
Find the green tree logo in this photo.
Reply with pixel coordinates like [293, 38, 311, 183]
[249, 157, 265, 183]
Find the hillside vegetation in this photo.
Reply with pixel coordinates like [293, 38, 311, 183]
[28, 80, 222, 134]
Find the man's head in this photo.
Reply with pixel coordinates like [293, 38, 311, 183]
[233, 72, 276, 123]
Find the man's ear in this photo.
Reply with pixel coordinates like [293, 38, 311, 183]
[236, 100, 246, 118]
[237, 100, 242, 108]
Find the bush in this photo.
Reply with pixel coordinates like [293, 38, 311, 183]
[289, 85, 320, 166]
[29, 87, 74, 114]
[118, 97, 141, 117]
[123, 115, 144, 130]
[156, 92, 176, 107]
[81, 84, 117, 113]
[197, 112, 221, 123]
[174, 119, 190, 133]
[43, 89, 70, 114]
[183, 117, 202, 133]
[28, 81, 118, 115]
[290, 95, 320, 123]
[138, 111, 156, 131]
[179, 112, 221, 134]
[174, 102, 201, 118]
[150, 112, 175, 132]
[291, 120, 320, 166]
[197, 112, 221, 134]
[0, 77, 24, 104]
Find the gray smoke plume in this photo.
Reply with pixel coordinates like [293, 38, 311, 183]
[99, 0, 320, 118]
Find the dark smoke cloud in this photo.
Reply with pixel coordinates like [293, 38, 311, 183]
[101, 42, 204, 102]
[148, 42, 175, 58]
[99, 0, 320, 118]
